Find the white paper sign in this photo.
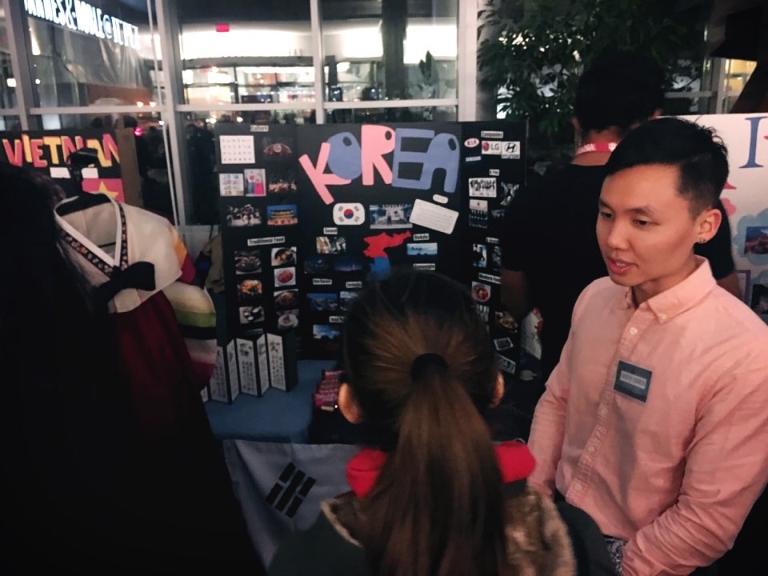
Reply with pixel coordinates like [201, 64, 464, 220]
[502, 141, 521, 159]
[220, 135, 256, 164]
[409, 199, 459, 235]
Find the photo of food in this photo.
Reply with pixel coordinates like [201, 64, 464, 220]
[271, 246, 297, 267]
[370, 204, 413, 229]
[234, 250, 261, 275]
[268, 169, 298, 194]
[277, 310, 299, 330]
[262, 140, 294, 159]
[237, 279, 263, 301]
[334, 255, 364, 272]
[274, 289, 299, 310]
[472, 281, 491, 303]
[744, 227, 768, 255]
[316, 236, 347, 255]
[274, 267, 296, 287]
[305, 255, 332, 274]
[239, 305, 265, 325]
[308, 293, 339, 312]
[226, 204, 261, 227]
[267, 204, 298, 226]
[495, 311, 518, 332]
[340, 291, 359, 311]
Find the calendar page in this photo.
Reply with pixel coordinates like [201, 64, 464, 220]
[220, 135, 257, 164]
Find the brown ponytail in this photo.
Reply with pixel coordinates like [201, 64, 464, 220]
[343, 271, 513, 576]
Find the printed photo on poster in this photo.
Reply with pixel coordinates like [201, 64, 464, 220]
[271, 246, 297, 267]
[274, 267, 297, 287]
[736, 270, 751, 303]
[469, 199, 488, 229]
[226, 204, 261, 227]
[239, 305, 265, 325]
[469, 177, 497, 198]
[261, 138, 294, 161]
[751, 284, 768, 319]
[406, 242, 438, 259]
[744, 227, 768, 255]
[370, 204, 413, 229]
[500, 182, 519, 207]
[335, 255, 365, 272]
[234, 250, 262, 275]
[244, 169, 266, 196]
[317, 236, 347, 254]
[219, 173, 244, 196]
[471, 281, 491, 303]
[490, 209, 505, 229]
[340, 291, 359, 311]
[305, 255, 332, 274]
[237, 279, 263, 301]
[277, 309, 299, 330]
[491, 245, 502, 273]
[267, 204, 298, 226]
[476, 304, 490, 322]
[308, 293, 340, 312]
[473, 244, 487, 268]
[274, 290, 299, 310]
[495, 311, 518, 332]
[494, 337, 514, 351]
[268, 168, 298, 194]
[313, 324, 341, 342]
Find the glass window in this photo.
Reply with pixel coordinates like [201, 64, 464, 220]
[176, 2, 314, 105]
[0, 115, 21, 130]
[0, 12, 17, 108]
[321, 0, 458, 101]
[24, 0, 157, 107]
[326, 106, 457, 124]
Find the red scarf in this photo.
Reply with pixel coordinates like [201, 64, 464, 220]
[346, 441, 536, 498]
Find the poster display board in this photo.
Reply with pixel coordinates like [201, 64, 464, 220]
[686, 114, 768, 323]
[0, 129, 127, 202]
[216, 122, 527, 365]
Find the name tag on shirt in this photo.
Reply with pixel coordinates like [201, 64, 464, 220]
[613, 361, 653, 402]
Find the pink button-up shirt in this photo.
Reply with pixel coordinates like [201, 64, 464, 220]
[528, 258, 768, 576]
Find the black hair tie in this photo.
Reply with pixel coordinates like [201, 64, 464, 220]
[410, 353, 448, 380]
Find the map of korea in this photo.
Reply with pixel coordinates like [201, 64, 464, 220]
[364, 232, 412, 280]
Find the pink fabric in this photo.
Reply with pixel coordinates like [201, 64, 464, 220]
[528, 257, 768, 576]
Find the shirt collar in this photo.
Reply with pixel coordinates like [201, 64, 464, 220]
[617, 257, 717, 323]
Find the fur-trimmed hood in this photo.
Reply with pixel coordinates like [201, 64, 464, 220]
[319, 485, 576, 576]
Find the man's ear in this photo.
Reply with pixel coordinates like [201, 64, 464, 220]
[489, 373, 505, 409]
[650, 108, 663, 120]
[338, 383, 364, 424]
[696, 206, 723, 244]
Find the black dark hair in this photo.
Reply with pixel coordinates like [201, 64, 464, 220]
[574, 50, 665, 136]
[343, 270, 509, 576]
[605, 117, 729, 214]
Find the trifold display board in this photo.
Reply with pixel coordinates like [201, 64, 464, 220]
[216, 121, 526, 372]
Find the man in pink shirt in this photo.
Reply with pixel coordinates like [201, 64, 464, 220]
[528, 117, 768, 576]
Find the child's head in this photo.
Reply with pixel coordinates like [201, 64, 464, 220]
[340, 270, 508, 576]
[341, 270, 500, 444]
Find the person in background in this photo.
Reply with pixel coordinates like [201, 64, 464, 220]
[527, 118, 768, 575]
[501, 51, 741, 385]
[0, 164, 262, 574]
[269, 270, 615, 576]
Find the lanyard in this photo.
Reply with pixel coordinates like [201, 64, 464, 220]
[575, 141, 618, 157]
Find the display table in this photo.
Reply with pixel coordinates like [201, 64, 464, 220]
[205, 359, 336, 443]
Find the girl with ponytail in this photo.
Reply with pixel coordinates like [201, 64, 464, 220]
[269, 271, 613, 576]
